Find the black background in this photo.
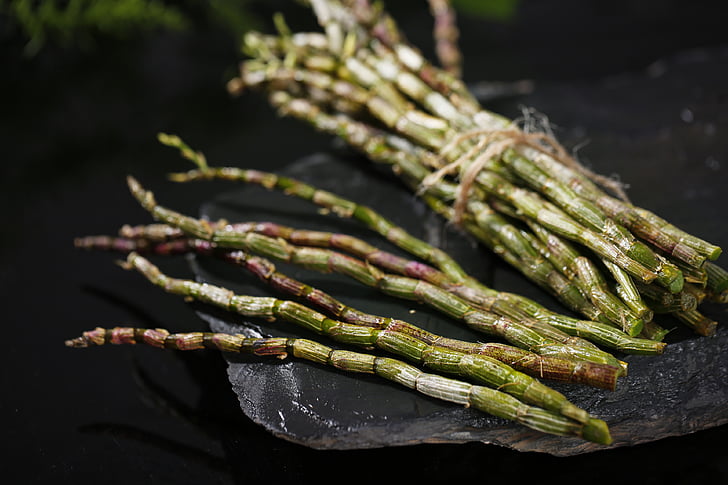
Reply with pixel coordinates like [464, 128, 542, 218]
[3, 1, 728, 483]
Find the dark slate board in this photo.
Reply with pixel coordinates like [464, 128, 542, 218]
[191, 50, 728, 455]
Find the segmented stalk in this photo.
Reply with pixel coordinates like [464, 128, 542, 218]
[66, 326, 611, 444]
[673, 309, 718, 337]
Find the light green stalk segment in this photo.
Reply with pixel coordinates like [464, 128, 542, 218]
[66, 326, 611, 444]
[672, 258, 708, 288]
[572, 257, 644, 337]
[120, 252, 598, 424]
[639, 320, 671, 342]
[705, 262, 728, 294]
[673, 309, 718, 337]
[635, 282, 697, 313]
[633, 207, 722, 261]
[603, 261, 654, 322]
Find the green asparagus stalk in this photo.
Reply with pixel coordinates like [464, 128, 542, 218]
[66, 326, 611, 444]
[672, 309, 718, 337]
[705, 261, 728, 295]
[121, 251, 605, 424]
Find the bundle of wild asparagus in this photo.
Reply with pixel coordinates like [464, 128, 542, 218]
[68, 0, 727, 447]
[219, 0, 727, 340]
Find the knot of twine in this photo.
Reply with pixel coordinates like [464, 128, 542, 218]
[420, 122, 630, 224]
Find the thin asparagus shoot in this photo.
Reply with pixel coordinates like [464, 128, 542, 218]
[66, 326, 612, 444]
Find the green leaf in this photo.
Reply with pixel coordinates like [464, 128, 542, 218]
[451, 0, 520, 22]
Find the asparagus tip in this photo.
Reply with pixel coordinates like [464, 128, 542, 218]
[65, 337, 84, 347]
[115, 255, 135, 270]
[167, 172, 188, 183]
[582, 418, 612, 445]
[227, 77, 246, 96]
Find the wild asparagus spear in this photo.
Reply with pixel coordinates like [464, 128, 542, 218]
[672, 309, 718, 337]
[66, 326, 612, 444]
[121, 251, 604, 424]
[76, 233, 624, 389]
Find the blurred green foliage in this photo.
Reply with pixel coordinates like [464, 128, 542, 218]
[452, 0, 519, 22]
[0, 0, 260, 55]
[0, 0, 519, 56]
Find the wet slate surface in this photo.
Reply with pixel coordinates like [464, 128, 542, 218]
[193, 47, 728, 455]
